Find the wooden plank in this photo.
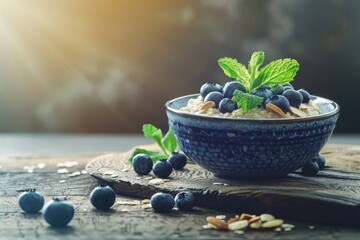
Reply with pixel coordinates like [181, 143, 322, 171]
[86, 144, 360, 227]
[1, 152, 360, 239]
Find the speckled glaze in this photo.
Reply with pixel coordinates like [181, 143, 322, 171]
[166, 94, 340, 179]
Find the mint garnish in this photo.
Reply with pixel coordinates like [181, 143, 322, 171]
[218, 51, 300, 112]
[231, 90, 263, 112]
[128, 124, 177, 163]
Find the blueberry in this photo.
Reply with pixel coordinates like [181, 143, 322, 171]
[18, 189, 44, 213]
[283, 83, 294, 88]
[222, 81, 246, 98]
[314, 153, 326, 170]
[175, 191, 195, 211]
[252, 88, 273, 105]
[283, 89, 303, 108]
[301, 159, 319, 176]
[153, 159, 173, 178]
[167, 152, 187, 170]
[150, 192, 175, 213]
[132, 154, 153, 175]
[298, 89, 311, 103]
[43, 198, 74, 228]
[271, 84, 284, 95]
[204, 92, 224, 108]
[200, 82, 222, 98]
[219, 98, 237, 113]
[90, 185, 116, 210]
[265, 95, 290, 113]
[283, 86, 294, 91]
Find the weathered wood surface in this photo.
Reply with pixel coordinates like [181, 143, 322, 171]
[1, 151, 360, 239]
[86, 144, 360, 227]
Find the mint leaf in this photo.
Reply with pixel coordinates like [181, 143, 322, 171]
[143, 124, 163, 147]
[253, 58, 299, 89]
[128, 148, 168, 163]
[218, 57, 250, 90]
[162, 128, 177, 153]
[232, 90, 263, 112]
[248, 51, 264, 87]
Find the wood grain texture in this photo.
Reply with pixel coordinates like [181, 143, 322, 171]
[1, 152, 360, 239]
[86, 144, 360, 227]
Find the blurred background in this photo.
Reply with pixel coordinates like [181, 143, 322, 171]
[0, 0, 358, 134]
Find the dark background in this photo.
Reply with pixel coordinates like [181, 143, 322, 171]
[0, 0, 358, 133]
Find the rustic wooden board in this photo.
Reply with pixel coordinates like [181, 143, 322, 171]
[86, 144, 360, 227]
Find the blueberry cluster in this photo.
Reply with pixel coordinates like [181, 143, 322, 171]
[17, 189, 75, 228]
[150, 191, 195, 213]
[17, 184, 118, 228]
[301, 153, 326, 176]
[200, 81, 312, 115]
[132, 152, 187, 179]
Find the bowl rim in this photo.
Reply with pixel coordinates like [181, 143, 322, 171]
[165, 94, 340, 123]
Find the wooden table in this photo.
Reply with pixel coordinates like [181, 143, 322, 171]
[1, 134, 360, 240]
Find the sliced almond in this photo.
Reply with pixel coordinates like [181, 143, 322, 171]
[228, 217, 240, 224]
[228, 220, 249, 231]
[299, 104, 308, 110]
[200, 101, 215, 111]
[206, 216, 228, 230]
[262, 219, 284, 228]
[249, 216, 261, 224]
[308, 101, 320, 112]
[239, 213, 254, 221]
[260, 213, 275, 222]
[289, 106, 308, 117]
[266, 103, 287, 118]
[250, 221, 262, 229]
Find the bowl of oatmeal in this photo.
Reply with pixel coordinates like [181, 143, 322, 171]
[165, 93, 339, 179]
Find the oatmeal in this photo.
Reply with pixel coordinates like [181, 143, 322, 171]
[180, 96, 321, 119]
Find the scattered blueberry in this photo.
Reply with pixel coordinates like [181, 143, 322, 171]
[132, 153, 153, 175]
[252, 88, 273, 105]
[204, 92, 224, 108]
[150, 192, 175, 213]
[314, 153, 326, 170]
[222, 81, 246, 98]
[298, 89, 311, 103]
[301, 159, 319, 176]
[175, 191, 195, 211]
[43, 198, 74, 228]
[283, 89, 303, 108]
[167, 152, 187, 170]
[200, 82, 223, 98]
[18, 189, 44, 213]
[271, 84, 284, 95]
[153, 159, 173, 178]
[265, 95, 290, 113]
[219, 98, 237, 113]
[90, 185, 116, 210]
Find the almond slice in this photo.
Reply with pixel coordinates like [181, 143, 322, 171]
[249, 216, 261, 224]
[250, 221, 262, 229]
[228, 217, 240, 224]
[289, 106, 308, 117]
[206, 216, 228, 230]
[308, 100, 321, 112]
[239, 213, 254, 221]
[200, 101, 215, 111]
[260, 214, 275, 222]
[299, 104, 308, 110]
[265, 103, 288, 118]
[228, 220, 249, 231]
[262, 219, 284, 228]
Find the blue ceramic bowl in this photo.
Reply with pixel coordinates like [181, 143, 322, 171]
[166, 94, 340, 179]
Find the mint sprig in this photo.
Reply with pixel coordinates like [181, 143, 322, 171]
[232, 90, 263, 112]
[128, 124, 178, 163]
[218, 51, 300, 112]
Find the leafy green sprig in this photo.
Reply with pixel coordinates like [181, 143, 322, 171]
[128, 124, 178, 163]
[218, 51, 300, 112]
